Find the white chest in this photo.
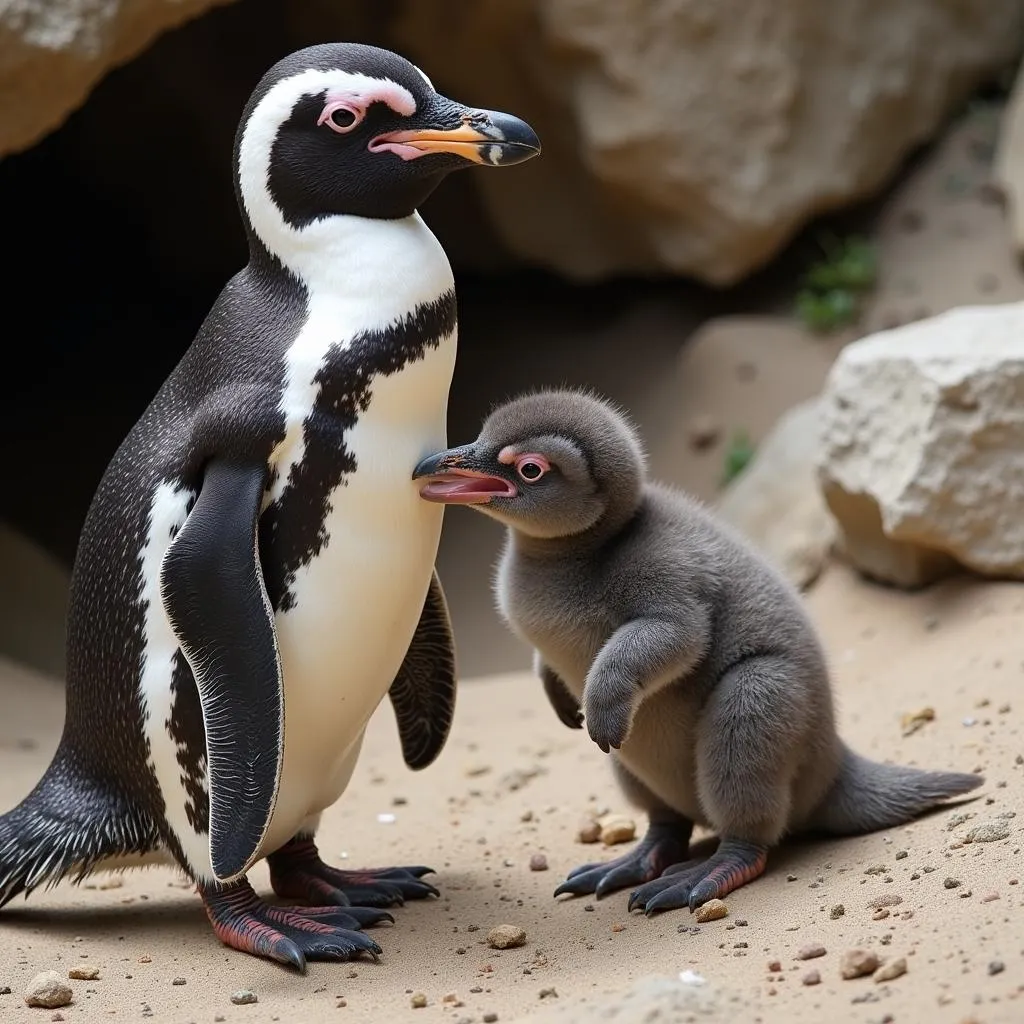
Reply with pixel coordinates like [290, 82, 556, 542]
[261, 212, 458, 851]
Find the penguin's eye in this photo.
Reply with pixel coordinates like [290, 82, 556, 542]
[318, 101, 364, 135]
[514, 454, 550, 482]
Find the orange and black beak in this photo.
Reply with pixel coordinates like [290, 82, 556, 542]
[370, 107, 541, 167]
[413, 446, 518, 504]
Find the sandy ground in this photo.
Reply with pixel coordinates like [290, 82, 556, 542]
[0, 562, 1022, 1023]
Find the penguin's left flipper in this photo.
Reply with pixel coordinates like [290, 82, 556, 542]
[387, 571, 457, 770]
[160, 457, 283, 885]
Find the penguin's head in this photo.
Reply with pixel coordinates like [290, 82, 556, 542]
[234, 42, 540, 248]
[413, 389, 647, 540]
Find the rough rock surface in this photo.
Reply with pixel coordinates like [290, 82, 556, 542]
[817, 303, 1024, 588]
[0, 0, 233, 157]
[995, 56, 1024, 255]
[717, 398, 838, 590]
[395, 0, 1024, 283]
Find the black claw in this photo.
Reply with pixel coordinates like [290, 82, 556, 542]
[339, 906, 395, 928]
[277, 938, 307, 973]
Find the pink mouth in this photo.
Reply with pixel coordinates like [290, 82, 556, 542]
[418, 470, 517, 504]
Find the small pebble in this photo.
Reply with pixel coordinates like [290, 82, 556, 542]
[172, 977, 186, 986]
[483, 1015, 498, 1023]
[767, 960, 782, 973]
[410, 992, 427, 1009]
[874, 957, 907, 983]
[872, 908, 890, 921]
[980, 892, 999, 903]
[840, 949, 880, 980]
[796, 944, 827, 961]
[539, 987, 557, 999]
[520, 810, 534, 823]
[230, 990, 258, 1006]
[694, 899, 728, 923]
[68, 967, 100, 981]
[487, 924, 527, 949]
[529, 854, 548, 872]
[965, 822, 1011, 843]
[802, 970, 821, 986]
[576, 819, 601, 844]
[0, 986, 12, 994]
[988, 961, 1005, 976]
[24, 972, 73, 1009]
[943, 878, 962, 889]
[830, 904, 845, 920]
[599, 816, 636, 846]
[895, 850, 908, 860]
[866, 894, 903, 909]
[734, 919, 747, 927]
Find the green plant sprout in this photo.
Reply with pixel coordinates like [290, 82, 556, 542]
[794, 233, 878, 333]
[721, 429, 756, 486]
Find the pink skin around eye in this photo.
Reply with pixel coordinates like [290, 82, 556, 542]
[514, 454, 550, 479]
[318, 100, 363, 133]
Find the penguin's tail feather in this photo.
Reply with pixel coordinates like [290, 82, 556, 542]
[0, 748, 159, 909]
[809, 743, 983, 836]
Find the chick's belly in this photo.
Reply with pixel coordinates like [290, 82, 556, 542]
[616, 693, 709, 827]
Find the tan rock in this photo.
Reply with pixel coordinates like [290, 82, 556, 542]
[818, 304, 1024, 587]
[694, 898, 729, 923]
[840, 948, 880, 980]
[394, 0, 1024, 284]
[487, 924, 527, 949]
[0, 0, 235, 159]
[24, 971, 72, 1009]
[717, 398, 837, 590]
[874, 957, 908, 982]
[598, 815, 636, 846]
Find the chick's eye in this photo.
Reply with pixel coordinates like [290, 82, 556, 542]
[514, 454, 550, 482]
[318, 102, 362, 134]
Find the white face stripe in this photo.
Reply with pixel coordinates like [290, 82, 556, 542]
[411, 62, 435, 91]
[237, 68, 417, 259]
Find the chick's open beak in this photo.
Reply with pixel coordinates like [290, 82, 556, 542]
[370, 107, 541, 166]
[413, 447, 518, 504]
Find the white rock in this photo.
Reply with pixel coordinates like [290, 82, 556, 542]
[817, 304, 1024, 587]
[717, 398, 838, 590]
[24, 970, 73, 1009]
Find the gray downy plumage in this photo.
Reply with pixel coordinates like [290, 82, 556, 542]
[412, 387, 983, 913]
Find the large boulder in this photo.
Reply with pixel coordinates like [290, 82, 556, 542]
[717, 398, 838, 591]
[395, 0, 1024, 284]
[817, 303, 1024, 588]
[0, 0, 232, 157]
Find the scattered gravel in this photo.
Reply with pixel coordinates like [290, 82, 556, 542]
[24, 973, 72, 1009]
[487, 924, 527, 949]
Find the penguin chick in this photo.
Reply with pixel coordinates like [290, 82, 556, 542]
[412, 389, 983, 915]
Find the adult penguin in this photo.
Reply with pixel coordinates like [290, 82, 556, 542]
[0, 42, 540, 972]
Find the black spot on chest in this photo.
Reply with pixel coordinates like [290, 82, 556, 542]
[259, 289, 457, 611]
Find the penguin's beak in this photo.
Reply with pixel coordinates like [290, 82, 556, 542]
[369, 107, 541, 167]
[413, 446, 518, 504]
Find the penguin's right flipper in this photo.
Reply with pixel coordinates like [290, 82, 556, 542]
[387, 571, 456, 771]
[539, 662, 583, 730]
[160, 458, 283, 884]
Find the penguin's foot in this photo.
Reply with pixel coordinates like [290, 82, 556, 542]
[626, 838, 768, 915]
[267, 836, 439, 909]
[201, 878, 385, 972]
[553, 821, 691, 900]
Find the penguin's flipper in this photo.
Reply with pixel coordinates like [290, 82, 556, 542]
[160, 458, 283, 884]
[387, 571, 456, 770]
[539, 662, 584, 730]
